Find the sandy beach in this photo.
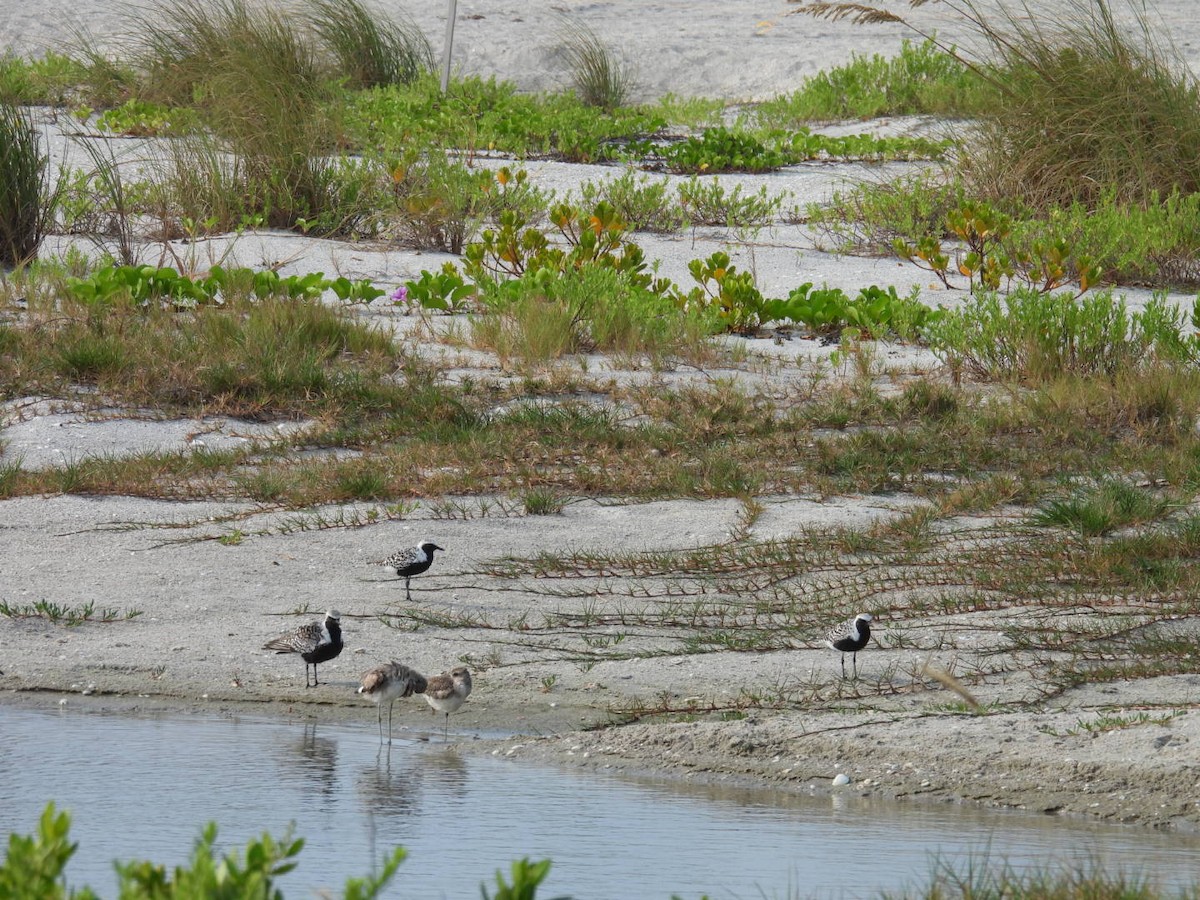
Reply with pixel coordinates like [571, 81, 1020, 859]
[4, 0, 1200, 835]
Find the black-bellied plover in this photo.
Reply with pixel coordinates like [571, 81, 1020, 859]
[262, 610, 343, 687]
[423, 666, 472, 736]
[358, 661, 428, 744]
[383, 541, 444, 601]
[825, 613, 873, 679]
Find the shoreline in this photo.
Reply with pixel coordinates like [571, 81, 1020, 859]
[6, 662, 1200, 833]
[5, 0, 1200, 842]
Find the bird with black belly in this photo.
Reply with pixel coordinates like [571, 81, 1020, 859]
[825, 613, 873, 679]
[383, 541, 444, 601]
[262, 610, 344, 687]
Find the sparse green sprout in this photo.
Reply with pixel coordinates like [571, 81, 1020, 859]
[0, 599, 141, 625]
[522, 488, 567, 516]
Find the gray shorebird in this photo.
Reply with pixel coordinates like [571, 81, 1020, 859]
[263, 610, 343, 687]
[423, 666, 472, 737]
[358, 661, 428, 744]
[383, 541, 444, 600]
[825, 613, 873, 679]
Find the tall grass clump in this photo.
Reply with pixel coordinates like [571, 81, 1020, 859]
[0, 102, 56, 267]
[304, 0, 434, 89]
[965, 0, 1200, 210]
[797, 0, 1200, 211]
[1032, 478, 1171, 536]
[130, 0, 342, 230]
[557, 18, 635, 110]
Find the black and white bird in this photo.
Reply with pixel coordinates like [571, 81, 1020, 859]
[383, 541, 444, 601]
[262, 610, 344, 688]
[423, 666, 472, 737]
[358, 661, 428, 745]
[825, 613, 873, 679]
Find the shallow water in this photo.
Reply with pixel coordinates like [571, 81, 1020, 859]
[3, 703, 1199, 900]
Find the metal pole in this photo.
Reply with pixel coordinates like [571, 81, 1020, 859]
[440, 0, 457, 93]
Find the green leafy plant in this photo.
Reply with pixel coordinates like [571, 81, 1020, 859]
[0, 51, 92, 106]
[3, 805, 571, 900]
[653, 127, 789, 173]
[637, 126, 946, 174]
[403, 263, 476, 312]
[685, 251, 768, 334]
[94, 99, 196, 136]
[763, 283, 935, 340]
[464, 202, 663, 294]
[114, 823, 307, 896]
[893, 200, 1100, 294]
[749, 38, 989, 125]
[0, 803, 96, 899]
[579, 169, 685, 233]
[344, 74, 664, 163]
[678, 176, 783, 229]
[784, 127, 948, 162]
[924, 288, 1200, 382]
[64, 264, 383, 309]
[481, 858, 564, 900]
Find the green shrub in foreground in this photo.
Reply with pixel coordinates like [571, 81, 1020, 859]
[2, 802, 558, 900]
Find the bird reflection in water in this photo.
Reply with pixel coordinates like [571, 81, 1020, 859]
[358, 747, 471, 863]
[276, 722, 338, 799]
[358, 748, 422, 876]
[419, 748, 469, 800]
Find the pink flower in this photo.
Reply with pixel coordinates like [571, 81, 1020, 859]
[391, 285, 409, 304]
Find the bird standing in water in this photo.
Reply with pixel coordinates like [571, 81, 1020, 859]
[358, 661, 428, 744]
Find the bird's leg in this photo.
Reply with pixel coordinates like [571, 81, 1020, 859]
[405, 576, 412, 602]
[377, 704, 384, 743]
[840, 655, 847, 679]
[852, 652, 858, 679]
[387, 702, 394, 745]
